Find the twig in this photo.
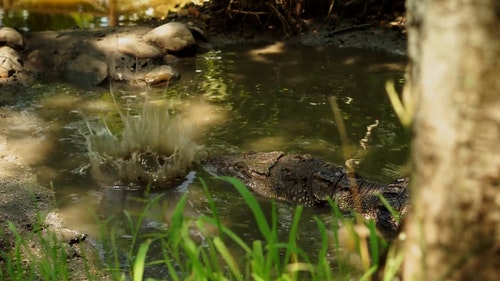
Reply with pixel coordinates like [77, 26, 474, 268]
[266, 3, 292, 36]
[330, 23, 373, 35]
[230, 10, 268, 16]
[326, 0, 336, 20]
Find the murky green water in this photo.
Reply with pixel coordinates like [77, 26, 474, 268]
[3, 43, 408, 277]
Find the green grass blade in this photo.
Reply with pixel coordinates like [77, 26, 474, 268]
[201, 216, 252, 254]
[283, 206, 303, 268]
[366, 220, 380, 265]
[383, 245, 405, 281]
[313, 216, 333, 281]
[214, 236, 243, 281]
[199, 178, 222, 231]
[6, 222, 32, 280]
[133, 239, 151, 281]
[377, 194, 401, 222]
[359, 265, 378, 281]
[218, 176, 271, 238]
[159, 239, 181, 281]
[250, 240, 266, 279]
[265, 202, 280, 275]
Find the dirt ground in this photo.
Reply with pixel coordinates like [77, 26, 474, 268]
[0, 4, 407, 278]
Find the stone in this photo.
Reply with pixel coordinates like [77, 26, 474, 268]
[0, 27, 24, 50]
[0, 46, 22, 78]
[117, 35, 163, 59]
[187, 25, 208, 42]
[24, 49, 50, 73]
[144, 65, 179, 87]
[144, 22, 195, 53]
[163, 54, 179, 65]
[65, 54, 108, 87]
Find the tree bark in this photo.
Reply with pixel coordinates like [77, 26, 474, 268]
[403, 0, 500, 280]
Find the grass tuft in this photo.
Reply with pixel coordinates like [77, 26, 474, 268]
[1, 177, 404, 280]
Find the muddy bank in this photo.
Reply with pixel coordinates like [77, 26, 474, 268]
[0, 106, 107, 279]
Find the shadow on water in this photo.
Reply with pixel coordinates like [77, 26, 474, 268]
[1, 42, 408, 277]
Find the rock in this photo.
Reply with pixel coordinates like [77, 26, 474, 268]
[187, 25, 208, 42]
[163, 54, 179, 65]
[24, 49, 50, 73]
[117, 35, 163, 59]
[144, 65, 179, 87]
[0, 46, 23, 78]
[0, 27, 24, 50]
[144, 22, 196, 53]
[64, 54, 108, 87]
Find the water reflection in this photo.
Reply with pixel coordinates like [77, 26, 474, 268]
[199, 44, 408, 180]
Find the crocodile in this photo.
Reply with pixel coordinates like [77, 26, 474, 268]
[203, 151, 409, 237]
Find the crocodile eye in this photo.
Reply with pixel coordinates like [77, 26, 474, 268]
[389, 177, 409, 189]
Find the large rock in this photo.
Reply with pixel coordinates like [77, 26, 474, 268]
[0, 27, 24, 50]
[64, 54, 108, 87]
[117, 35, 163, 59]
[24, 49, 50, 74]
[144, 22, 195, 53]
[0, 46, 23, 78]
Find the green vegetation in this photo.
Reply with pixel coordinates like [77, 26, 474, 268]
[0, 178, 403, 281]
[0, 222, 86, 280]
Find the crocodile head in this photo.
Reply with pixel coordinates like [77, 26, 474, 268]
[202, 151, 285, 199]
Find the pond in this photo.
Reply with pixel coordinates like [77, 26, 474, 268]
[3, 42, 408, 278]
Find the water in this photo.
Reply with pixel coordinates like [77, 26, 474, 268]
[2, 43, 408, 276]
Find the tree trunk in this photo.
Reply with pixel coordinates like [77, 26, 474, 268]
[403, 0, 500, 280]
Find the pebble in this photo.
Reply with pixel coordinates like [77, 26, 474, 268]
[144, 65, 180, 86]
[144, 22, 195, 52]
